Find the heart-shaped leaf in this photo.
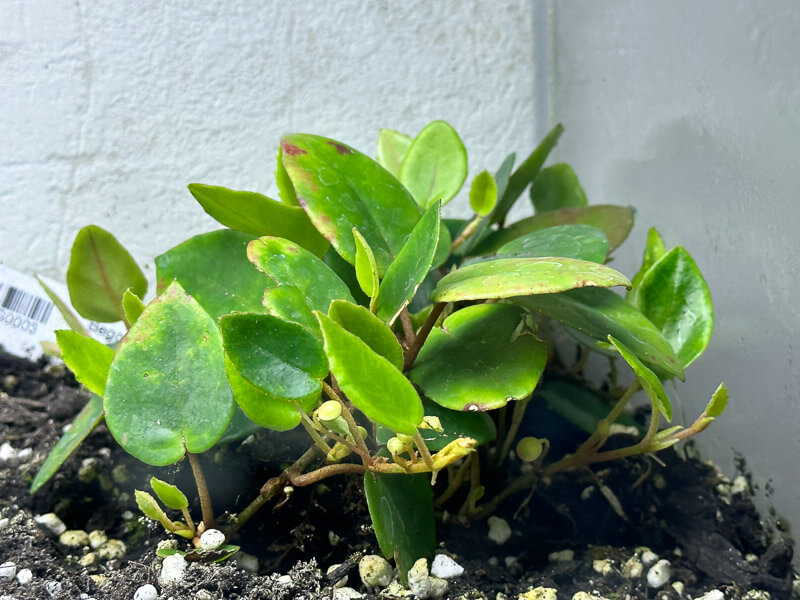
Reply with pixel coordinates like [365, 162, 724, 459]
[220, 313, 327, 403]
[431, 257, 630, 303]
[514, 288, 684, 380]
[30, 395, 104, 493]
[155, 229, 266, 319]
[476, 205, 634, 255]
[375, 201, 441, 324]
[496, 224, 609, 263]
[248, 236, 354, 314]
[104, 281, 234, 466]
[316, 312, 422, 434]
[364, 472, 436, 587]
[67, 225, 147, 323]
[469, 171, 497, 216]
[530, 163, 588, 213]
[400, 120, 468, 208]
[329, 300, 403, 370]
[632, 246, 713, 368]
[55, 330, 114, 396]
[377, 128, 413, 177]
[409, 304, 547, 411]
[280, 134, 421, 275]
[188, 184, 328, 257]
[608, 336, 672, 420]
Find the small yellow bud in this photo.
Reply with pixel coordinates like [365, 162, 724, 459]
[516, 437, 545, 463]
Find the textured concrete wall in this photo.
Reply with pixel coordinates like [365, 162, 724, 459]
[552, 1, 800, 537]
[1, 0, 540, 282]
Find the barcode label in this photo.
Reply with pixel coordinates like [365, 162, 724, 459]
[0, 281, 55, 324]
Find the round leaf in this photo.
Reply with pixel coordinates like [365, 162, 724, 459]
[496, 224, 609, 263]
[329, 300, 403, 370]
[280, 133, 421, 275]
[432, 257, 630, 303]
[316, 312, 423, 434]
[530, 163, 588, 213]
[67, 225, 147, 322]
[376, 128, 413, 177]
[409, 304, 547, 411]
[469, 171, 498, 216]
[104, 281, 235, 466]
[400, 120, 468, 208]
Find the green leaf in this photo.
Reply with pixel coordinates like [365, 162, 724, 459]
[376, 128, 413, 177]
[492, 123, 564, 225]
[247, 236, 354, 313]
[30, 395, 104, 493]
[104, 281, 235, 466]
[530, 163, 588, 213]
[409, 304, 547, 411]
[275, 145, 300, 206]
[705, 382, 728, 418]
[476, 205, 634, 255]
[400, 120, 468, 208]
[261, 285, 320, 335]
[431, 257, 630, 303]
[628, 227, 667, 297]
[377, 399, 496, 451]
[55, 330, 114, 396]
[323, 247, 372, 307]
[633, 246, 714, 368]
[122, 289, 146, 326]
[375, 201, 441, 324]
[364, 472, 436, 586]
[469, 171, 498, 216]
[538, 379, 639, 435]
[353, 229, 380, 301]
[496, 224, 609, 263]
[329, 300, 403, 370]
[188, 184, 328, 257]
[280, 133, 421, 275]
[220, 313, 327, 403]
[430, 220, 452, 270]
[514, 287, 684, 380]
[460, 153, 516, 256]
[316, 312, 422, 434]
[155, 229, 265, 319]
[35, 275, 88, 336]
[150, 477, 189, 510]
[135, 490, 174, 529]
[608, 335, 672, 420]
[67, 225, 147, 323]
[224, 356, 312, 431]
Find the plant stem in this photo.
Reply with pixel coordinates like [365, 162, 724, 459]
[399, 307, 416, 349]
[574, 380, 641, 459]
[450, 214, 485, 252]
[403, 302, 446, 370]
[186, 452, 215, 530]
[412, 430, 434, 470]
[435, 459, 471, 507]
[323, 382, 372, 465]
[497, 396, 530, 467]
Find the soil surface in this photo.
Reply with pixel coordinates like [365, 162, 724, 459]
[0, 351, 796, 600]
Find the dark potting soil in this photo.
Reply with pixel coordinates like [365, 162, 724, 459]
[0, 351, 795, 600]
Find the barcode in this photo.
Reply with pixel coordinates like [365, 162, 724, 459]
[0, 281, 55, 324]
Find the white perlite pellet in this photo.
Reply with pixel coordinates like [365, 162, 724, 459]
[487, 516, 512, 545]
[431, 554, 464, 579]
[45, 580, 62, 597]
[199, 528, 225, 550]
[407, 558, 431, 598]
[0, 562, 16, 578]
[358, 554, 392, 588]
[159, 553, 187, 585]
[694, 590, 724, 600]
[333, 588, 363, 600]
[646, 559, 671, 588]
[133, 584, 158, 600]
[34, 513, 66, 536]
[16, 568, 33, 585]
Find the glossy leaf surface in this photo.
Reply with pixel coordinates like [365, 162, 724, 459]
[530, 163, 588, 213]
[431, 257, 630, 303]
[496, 224, 609, 263]
[30, 395, 103, 493]
[67, 225, 147, 322]
[608, 336, 672, 420]
[150, 477, 188, 510]
[375, 201, 441, 324]
[55, 330, 114, 396]
[409, 304, 547, 411]
[329, 300, 403, 370]
[220, 313, 327, 403]
[261, 285, 319, 335]
[492, 123, 564, 225]
[634, 246, 714, 368]
[364, 472, 436, 586]
[248, 236, 354, 314]
[280, 133, 421, 275]
[155, 229, 264, 319]
[514, 287, 684, 380]
[188, 184, 328, 256]
[628, 227, 667, 296]
[353, 229, 379, 301]
[469, 170, 497, 216]
[400, 120, 467, 208]
[104, 282, 234, 466]
[317, 312, 422, 434]
[376, 128, 412, 177]
[476, 205, 634, 255]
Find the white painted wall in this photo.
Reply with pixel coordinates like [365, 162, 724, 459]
[1, 0, 540, 283]
[552, 1, 800, 539]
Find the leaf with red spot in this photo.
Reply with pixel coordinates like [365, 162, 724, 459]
[280, 134, 421, 276]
